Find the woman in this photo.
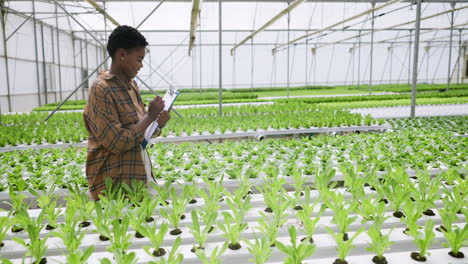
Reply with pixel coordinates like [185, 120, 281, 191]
[83, 25, 170, 200]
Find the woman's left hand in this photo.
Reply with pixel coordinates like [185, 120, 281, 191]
[157, 110, 171, 127]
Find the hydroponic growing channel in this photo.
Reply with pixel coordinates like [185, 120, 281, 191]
[0, 116, 466, 263]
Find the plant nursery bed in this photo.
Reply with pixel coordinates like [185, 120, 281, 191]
[0, 165, 450, 210]
[0, 125, 391, 152]
[4, 223, 466, 263]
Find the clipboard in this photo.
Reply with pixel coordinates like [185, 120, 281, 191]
[142, 87, 180, 149]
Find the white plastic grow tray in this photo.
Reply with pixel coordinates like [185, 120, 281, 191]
[2, 187, 466, 263]
[0, 165, 452, 210]
[0, 125, 391, 153]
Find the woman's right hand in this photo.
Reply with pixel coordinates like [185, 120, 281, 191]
[148, 96, 165, 120]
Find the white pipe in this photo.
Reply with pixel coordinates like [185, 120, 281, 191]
[272, 0, 400, 54]
[230, 0, 305, 55]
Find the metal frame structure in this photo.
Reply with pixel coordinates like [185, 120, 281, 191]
[1, 0, 467, 119]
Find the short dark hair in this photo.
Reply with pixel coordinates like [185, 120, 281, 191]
[107, 25, 148, 58]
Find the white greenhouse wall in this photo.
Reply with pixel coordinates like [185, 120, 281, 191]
[1, 1, 467, 112]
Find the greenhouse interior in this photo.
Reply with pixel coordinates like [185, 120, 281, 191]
[0, 0, 467, 263]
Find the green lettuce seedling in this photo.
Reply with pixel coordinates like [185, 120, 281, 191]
[326, 227, 365, 264]
[365, 202, 394, 264]
[159, 187, 189, 235]
[401, 200, 423, 234]
[53, 204, 95, 264]
[122, 180, 149, 207]
[149, 237, 184, 264]
[408, 220, 436, 261]
[106, 216, 133, 255]
[275, 226, 316, 264]
[195, 243, 228, 264]
[225, 184, 252, 225]
[12, 208, 49, 264]
[442, 221, 468, 258]
[256, 195, 292, 246]
[297, 187, 325, 243]
[141, 221, 170, 257]
[188, 210, 211, 252]
[89, 200, 113, 241]
[0, 213, 12, 248]
[244, 236, 273, 264]
[322, 189, 358, 240]
[217, 211, 248, 250]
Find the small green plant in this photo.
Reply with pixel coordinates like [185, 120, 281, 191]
[441, 218, 468, 259]
[326, 227, 365, 264]
[148, 237, 184, 264]
[244, 236, 273, 264]
[12, 208, 49, 264]
[188, 210, 211, 252]
[408, 220, 436, 262]
[195, 243, 228, 264]
[0, 212, 13, 248]
[315, 165, 337, 193]
[141, 221, 170, 257]
[105, 215, 136, 263]
[289, 167, 307, 208]
[401, 200, 423, 235]
[322, 189, 357, 241]
[150, 181, 173, 206]
[340, 163, 368, 201]
[410, 172, 441, 216]
[296, 187, 325, 243]
[30, 186, 62, 230]
[217, 211, 248, 250]
[275, 226, 316, 264]
[365, 202, 394, 264]
[377, 174, 410, 218]
[159, 187, 189, 235]
[53, 204, 95, 264]
[122, 180, 149, 207]
[225, 184, 252, 224]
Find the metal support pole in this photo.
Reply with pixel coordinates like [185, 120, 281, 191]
[410, 0, 422, 118]
[1, 5, 12, 112]
[305, 30, 308, 87]
[250, 36, 254, 92]
[357, 31, 361, 88]
[55, 3, 63, 101]
[72, 36, 78, 100]
[458, 29, 462, 84]
[425, 45, 429, 83]
[199, 11, 202, 92]
[446, 2, 456, 91]
[50, 26, 56, 102]
[32, 0, 42, 107]
[287, 0, 290, 98]
[40, 22, 48, 105]
[148, 49, 152, 88]
[369, 0, 375, 95]
[103, 1, 108, 69]
[218, 0, 222, 117]
[85, 34, 90, 97]
[192, 44, 196, 90]
[408, 29, 412, 86]
[389, 45, 393, 84]
[80, 39, 84, 99]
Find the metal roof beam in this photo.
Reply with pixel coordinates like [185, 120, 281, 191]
[272, 0, 400, 54]
[230, 0, 305, 55]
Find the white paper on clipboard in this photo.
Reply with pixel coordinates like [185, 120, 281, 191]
[143, 88, 179, 148]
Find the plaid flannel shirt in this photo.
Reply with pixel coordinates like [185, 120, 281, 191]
[83, 70, 147, 200]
